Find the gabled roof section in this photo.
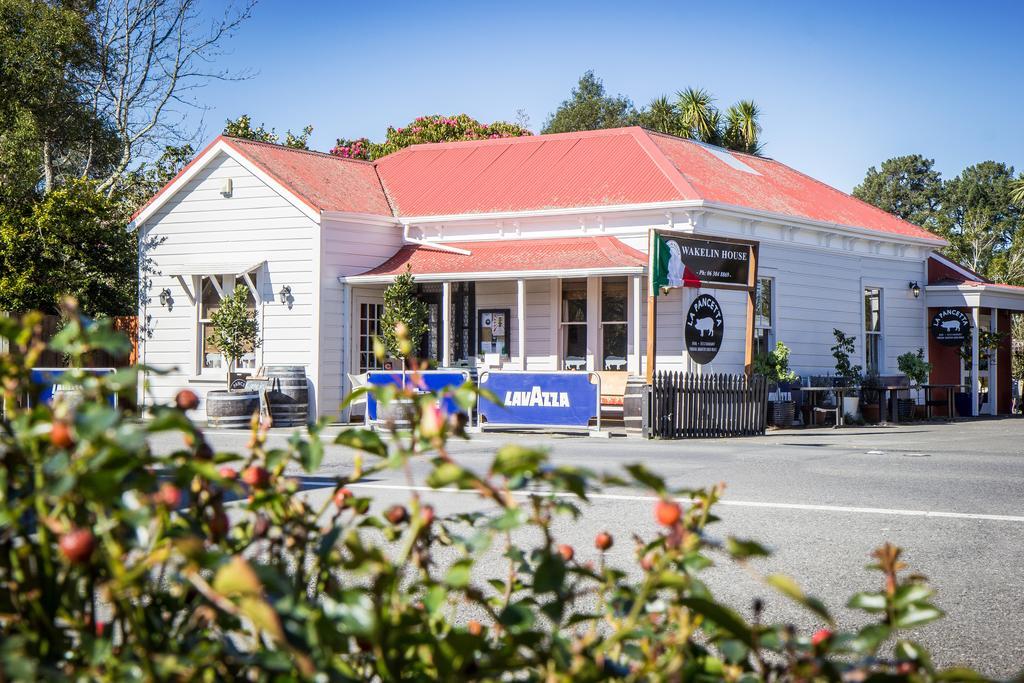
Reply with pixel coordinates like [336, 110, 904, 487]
[130, 135, 394, 227]
[349, 236, 647, 281]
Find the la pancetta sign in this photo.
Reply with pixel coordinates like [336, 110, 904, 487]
[684, 294, 724, 364]
[930, 308, 971, 347]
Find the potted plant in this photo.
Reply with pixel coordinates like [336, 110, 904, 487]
[377, 267, 430, 427]
[897, 348, 932, 421]
[860, 373, 882, 423]
[207, 284, 262, 387]
[753, 341, 798, 427]
[831, 328, 862, 418]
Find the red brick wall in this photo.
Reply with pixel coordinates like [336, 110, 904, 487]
[998, 309, 1012, 414]
[927, 306, 964, 416]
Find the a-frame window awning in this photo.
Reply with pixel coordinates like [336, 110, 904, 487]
[160, 260, 266, 304]
[341, 237, 647, 284]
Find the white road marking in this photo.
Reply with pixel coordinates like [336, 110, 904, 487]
[346, 483, 1024, 524]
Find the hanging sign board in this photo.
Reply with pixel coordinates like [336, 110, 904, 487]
[652, 233, 754, 292]
[684, 294, 724, 364]
[930, 308, 971, 347]
[478, 372, 599, 429]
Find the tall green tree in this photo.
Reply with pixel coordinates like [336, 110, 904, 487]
[541, 71, 637, 134]
[0, 179, 136, 314]
[380, 268, 429, 360]
[852, 155, 945, 232]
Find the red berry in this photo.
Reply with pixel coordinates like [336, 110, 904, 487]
[241, 466, 270, 489]
[175, 389, 199, 411]
[156, 483, 182, 508]
[94, 621, 107, 638]
[640, 552, 656, 571]
[59, 528, 96, 564]
[252, 514, 270, 538]
[655, 499, 682, 526]
[385, 505, 408, 525]
[467, 619, 483, 636]
[50, 422, 74, 449]
[558, 544, 574, 562]
[208, 509, 229, 541]
[218, 466, 238, 480]
[333, 487, 353, 508]
[419, 404, 445, 438]
[421, 505, 436, 526]
[811, 629, 832, 647]
[595, 532, 613, 551]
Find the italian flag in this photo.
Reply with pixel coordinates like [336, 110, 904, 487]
[650, 232, 701, 296]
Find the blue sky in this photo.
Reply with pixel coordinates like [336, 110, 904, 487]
[189, 0, 1023, 192]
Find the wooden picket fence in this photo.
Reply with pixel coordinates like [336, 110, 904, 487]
[650, 371, 767, 438]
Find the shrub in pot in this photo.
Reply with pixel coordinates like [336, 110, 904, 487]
[832, 328, 862, 418]
[897, 348, 933, 421]
[753, 341, 797, 426]
[378, 266, 430, 429]
[860, 373, 882, 423]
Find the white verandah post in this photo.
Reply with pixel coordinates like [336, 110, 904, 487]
[971, 306, 980, 417]
[629, 275, 641, 375]
[517, 278, 526, 370]
[442, 281, 452, 367]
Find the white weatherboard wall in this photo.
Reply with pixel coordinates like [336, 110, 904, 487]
[139, 151, 319, 415]
[319, 215, 404, 420]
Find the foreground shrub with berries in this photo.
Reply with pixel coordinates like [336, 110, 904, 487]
[0, 308, 989, 680]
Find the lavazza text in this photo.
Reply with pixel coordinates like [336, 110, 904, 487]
[503, 386, 572, 408]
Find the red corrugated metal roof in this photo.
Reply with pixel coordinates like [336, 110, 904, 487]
[357, 236, 646, 277]
[134, 127, 943, 243]
[224, 137, 393, 216]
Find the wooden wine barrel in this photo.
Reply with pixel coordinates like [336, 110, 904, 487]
[205, 390, 259, 429]
[265, 365, 309, 427]
[623, 376, 648, 436]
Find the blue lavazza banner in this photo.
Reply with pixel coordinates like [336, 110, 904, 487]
[478, 372, 598, 428]
[29, 368, 117, 406]
[366, 370, 469, 421]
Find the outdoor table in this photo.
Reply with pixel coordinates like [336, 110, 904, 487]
[800, 386, 851, 428]
[921, 383, 967, 420]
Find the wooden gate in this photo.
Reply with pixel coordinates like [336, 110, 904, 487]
[651, 372, 767, 438]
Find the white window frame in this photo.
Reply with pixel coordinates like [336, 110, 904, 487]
[194, 268, 263, 378]
[862, 285, 884, 375]
[357, 301, 385, 373]
[559, 278, 588, 371]
[599, 276, 628, 371]
[753, 276, 776, 358]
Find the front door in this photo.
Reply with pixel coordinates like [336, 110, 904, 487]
[417, 292, 443, 364]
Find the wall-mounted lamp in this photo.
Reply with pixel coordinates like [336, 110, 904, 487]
[220, 178, 233, 197]
[279, 285, 292, 305]
[909, 281, 921, 298]
[158, 288, 172, 307]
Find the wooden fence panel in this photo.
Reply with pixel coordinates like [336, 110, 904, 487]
[650, 371, 767, 439]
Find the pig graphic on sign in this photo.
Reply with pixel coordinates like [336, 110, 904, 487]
[941, 320, 960, 332]
[694, 316, 716, 337]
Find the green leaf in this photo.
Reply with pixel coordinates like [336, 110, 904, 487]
[847, 591, 887, 613]
[445, 559, 473, 588]
[893, 603, 944, 629]
[321, 590, 375, 635]
[334, 429, 387, 458]
[765, 574, 832, 624]
[726, 537, 770, 560]
[423, 584, 447, 615]
[497, 601, 535, 634]
[489, 507, 527, 532]
[934, 667, 989, 681]
[491, 445, 546, 478]
[533, 554, 566, 594]
[295, 435, 324, 473]
[624, 463, 666, 494]
[893, 582, 934, 608]
[679, 597, 754, 648]
[427, 462, 469, 488]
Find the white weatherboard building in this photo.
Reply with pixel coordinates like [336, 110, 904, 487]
[131, 126, 1021, 422]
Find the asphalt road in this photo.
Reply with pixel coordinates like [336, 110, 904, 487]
[151, 419, 1024, 677]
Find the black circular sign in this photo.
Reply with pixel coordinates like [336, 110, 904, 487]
[685, 294, 724, 364]
[930, 308, 971, 347]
